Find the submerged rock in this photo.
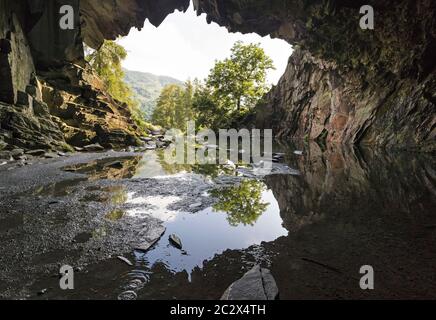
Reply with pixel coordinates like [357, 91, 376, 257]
[221, 265, 279, 300]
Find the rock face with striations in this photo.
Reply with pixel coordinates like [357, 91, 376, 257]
[221, 265, 279, 300]
[0, 0, 435, 152]
[0, 0, 141, 152]
[193, 0, 436, 151]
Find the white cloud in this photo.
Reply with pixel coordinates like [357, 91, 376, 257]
[117, 3, 292, 84]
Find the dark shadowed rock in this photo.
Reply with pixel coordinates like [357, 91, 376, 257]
[169, 234, 183, 250]
[221, 265, 279, 300]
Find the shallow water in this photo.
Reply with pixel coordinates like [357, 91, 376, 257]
[131, 189, 287, 275]
[1, 141, 435, 299]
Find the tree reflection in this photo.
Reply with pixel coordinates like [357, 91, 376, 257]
[156, 149, 238, 178]
[210, 180, 269, 226]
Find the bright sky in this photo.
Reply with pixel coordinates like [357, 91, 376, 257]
[117, 2, 292, 85]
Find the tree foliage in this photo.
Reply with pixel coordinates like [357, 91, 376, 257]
[86, 40, 146, 131]
[192, 41, 274, 129]
[211, 180, 269, 226]
[153, 41, 274, 131]
[207, 41, 274, 112]
[152, 82, 195, 130]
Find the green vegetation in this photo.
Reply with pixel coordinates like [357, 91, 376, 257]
[124, 70, 182, 120]
[85, 40, 148, 133]
[86, 41, 274, 133]
[210, 180, 269, 226]
[152, 41, 275, 130]
[152, 82, 195, 131]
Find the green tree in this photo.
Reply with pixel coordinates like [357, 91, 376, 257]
[152, 82, 195, 130]
[86, 40, 146, 131]
[194, 41, 274, 129]
[210, 180, 270, 226]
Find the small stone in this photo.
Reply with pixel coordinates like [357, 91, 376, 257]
[117, 256, 133, 266]
[140, 137, 153, 142]
[169, 234, 183, 250]
[25, 149, 46, 156]
[189, 202, 202, 209]
[11, 149, 24, 159]
[145, 145, 157, 150]
[74, 147, 84, 152]
[83, 143, 104, 152]
[44, 152, 59, 159]
[37, 289, 48, 296]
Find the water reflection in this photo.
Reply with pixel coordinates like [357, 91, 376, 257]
[17, 141, 435, 300]
[134, 149, 244, 179]
[128, 143, 436, 299]
[63, 156, 141, 180]
[133, 187, 286, 275]
[210, 180, 270, 227]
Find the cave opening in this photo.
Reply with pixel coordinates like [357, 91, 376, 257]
[106, 2, 293, 123]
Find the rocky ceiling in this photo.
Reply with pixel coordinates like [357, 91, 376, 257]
[80, 0, 436, 78]
[76, 0, 436, 151]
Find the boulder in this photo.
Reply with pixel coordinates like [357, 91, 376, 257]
[221, 266, 279, 300]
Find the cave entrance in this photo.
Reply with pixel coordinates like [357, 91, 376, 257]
[111, 1, 293, 122]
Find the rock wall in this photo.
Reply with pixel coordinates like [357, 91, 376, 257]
[193, 0, 436, 151]
[0, 0, 141, 152]
[256, 48, 436, 151]
[1, 0, 435, 151]
[77, 0, 436, 151]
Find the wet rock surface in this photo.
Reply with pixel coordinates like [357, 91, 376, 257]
[221, 265, 278, 300]
[0, 143, 435, 300]
[0, 150, 216, 299]
[1, 1, 434, 154]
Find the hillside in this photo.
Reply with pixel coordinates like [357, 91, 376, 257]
[124, 70, 183, 119]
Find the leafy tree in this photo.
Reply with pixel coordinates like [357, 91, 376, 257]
[210, 180, 270, 226]
[152, 81, 195, 130]
[194, 41, 274, 129]
[86, 40, 146, 131]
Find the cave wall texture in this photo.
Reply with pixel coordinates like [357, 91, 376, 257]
[0, 0, 435, 152]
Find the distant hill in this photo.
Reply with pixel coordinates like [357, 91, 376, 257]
[124, 69, 183, 119]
